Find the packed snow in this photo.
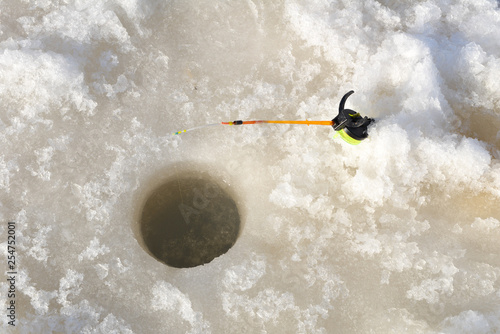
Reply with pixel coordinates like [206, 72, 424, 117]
[1, 0, 500, 333]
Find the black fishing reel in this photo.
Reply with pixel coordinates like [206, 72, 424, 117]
[332, 90, 374, 145]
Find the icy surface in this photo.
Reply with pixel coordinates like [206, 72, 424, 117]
[1, 0, 500, 333]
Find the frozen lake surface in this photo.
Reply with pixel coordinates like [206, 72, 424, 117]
[1, 0, 500, 333]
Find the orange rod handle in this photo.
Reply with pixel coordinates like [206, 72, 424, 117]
[222, 120, 333, 126]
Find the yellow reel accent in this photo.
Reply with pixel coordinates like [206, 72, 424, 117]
[335, 129, 362, 145]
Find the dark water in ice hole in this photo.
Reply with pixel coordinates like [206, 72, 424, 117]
[140, 176, 240, 268]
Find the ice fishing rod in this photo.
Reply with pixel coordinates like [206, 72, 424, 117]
[173, 90, 374, 145]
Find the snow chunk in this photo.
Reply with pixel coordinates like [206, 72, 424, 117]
[26, 225, 52, 263]
[223, 253, 266, 292]
[0, 48, 97, 125]
[82, 313, 135, 334]
[471, 217, 500, 233]
[441, 310, 491, 334]
[407, 278, 454, 304]
[78, 237, 110, 262]
[350, 232, 382, 258]
[151, 281, 210, 333]
[57, 269, 84, 306]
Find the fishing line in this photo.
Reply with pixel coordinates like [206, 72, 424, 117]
[173, 123, 221, 135]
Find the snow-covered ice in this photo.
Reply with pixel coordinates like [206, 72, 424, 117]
[1, 0, 500, 333]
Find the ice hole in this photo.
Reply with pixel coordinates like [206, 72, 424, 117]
[140, 174, 240, 268]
